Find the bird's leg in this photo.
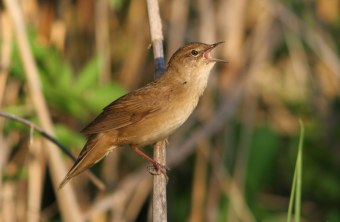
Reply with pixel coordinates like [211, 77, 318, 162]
[130, 144, 169, 177]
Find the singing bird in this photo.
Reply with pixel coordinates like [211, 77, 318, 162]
[59, 42, 225, 188]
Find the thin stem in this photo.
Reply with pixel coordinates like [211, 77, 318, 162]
[3, 0, 82, 220]
[287, 162, 297, 222]
[287, 119, 304, 222]
[146, 0, 167, 221]
[295, 119, 304, 222]
[0, 112, 105, 190]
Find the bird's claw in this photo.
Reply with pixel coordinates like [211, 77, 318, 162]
[147, 163, 170, 183]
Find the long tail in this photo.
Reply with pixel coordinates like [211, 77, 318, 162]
[59, 133, 116, 189]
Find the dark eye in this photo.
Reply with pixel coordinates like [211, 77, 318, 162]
[191, 50, 199, 57]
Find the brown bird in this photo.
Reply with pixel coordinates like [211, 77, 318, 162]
[59, 42, 225, 189]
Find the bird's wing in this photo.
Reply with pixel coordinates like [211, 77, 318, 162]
[81, 82, 169, 135]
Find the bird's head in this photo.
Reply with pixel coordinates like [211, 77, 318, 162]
[167, 42, 225, 72]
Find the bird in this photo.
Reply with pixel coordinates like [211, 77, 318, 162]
[59, 42, 225, 189]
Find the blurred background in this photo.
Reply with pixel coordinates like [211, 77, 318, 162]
[0, 0, 339, 221]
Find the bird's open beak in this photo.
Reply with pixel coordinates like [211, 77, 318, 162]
[204, 41, 227, 63]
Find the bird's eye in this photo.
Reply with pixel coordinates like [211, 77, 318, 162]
[191, 50, 199, 57]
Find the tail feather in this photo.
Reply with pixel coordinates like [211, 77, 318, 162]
[59, 133, 116, 189]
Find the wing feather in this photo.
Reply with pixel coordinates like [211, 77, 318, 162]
[81, 81, 169, 135]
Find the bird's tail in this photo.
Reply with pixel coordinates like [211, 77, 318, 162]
[59, 133, 117, 189]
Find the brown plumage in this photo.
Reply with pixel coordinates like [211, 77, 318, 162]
[59, 42, 225, 189]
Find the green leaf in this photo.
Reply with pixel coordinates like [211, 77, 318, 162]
[287, 120, 304, 222]
[74, 57, 99, 93]
[54, 124, 85, 151]
[84, 84, 125, 113]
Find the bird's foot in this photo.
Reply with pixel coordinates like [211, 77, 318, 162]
[147, 162, 170, 174]
[147, 163, 169, 182]
[129, 144, 170, 182]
